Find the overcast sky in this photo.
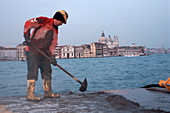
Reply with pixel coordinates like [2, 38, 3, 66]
[0, 0, 169, 48]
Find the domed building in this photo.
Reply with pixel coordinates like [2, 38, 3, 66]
[107, 35, 113, 43]
[98, 31, 119, 48]
[113, 35, 119, 47]
[98, 31, 107, 44]
[107, 35, 115, 48]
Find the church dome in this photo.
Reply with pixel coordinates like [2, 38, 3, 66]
[98, 31, 107, 43]
[107, 35, 113, 43]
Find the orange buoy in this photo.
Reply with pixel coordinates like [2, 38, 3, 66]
[159, 78, 170, 91]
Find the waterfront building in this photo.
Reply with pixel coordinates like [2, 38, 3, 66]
[55, 46, 62, 59]
[166, 48, 170, 54]
[90, 42, 105, 57]
[103, 44, 109, 57]
[155, 48, 166, 54]
[0, 46, 18, 60]
[108, 48, 118, 56]
[146, 48, 166, 54]
[116, 45, 145, 56]
[75, 46, 84, 58]
[16, 44, 26, 61]
[56, 45, 85, 58]
[61, 45, 75, 58]
[15, 31, 149, 59]
[82, 44, 91, 58]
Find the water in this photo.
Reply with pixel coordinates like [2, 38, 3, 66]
[0, 54, 170, 96]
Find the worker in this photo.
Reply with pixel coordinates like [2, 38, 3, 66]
[23, 10, 68, 101]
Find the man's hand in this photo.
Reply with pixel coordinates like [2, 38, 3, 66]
[23, 38, 31, 46]
[50, 56, 57, 66]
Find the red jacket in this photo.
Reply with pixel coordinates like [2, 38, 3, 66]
[24, 16, 58, 56]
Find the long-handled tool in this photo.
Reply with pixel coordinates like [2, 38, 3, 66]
[30, 44, 88, 92]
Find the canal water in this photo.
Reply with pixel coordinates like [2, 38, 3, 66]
[0, 54, 170, 96]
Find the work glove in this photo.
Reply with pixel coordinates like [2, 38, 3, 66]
[23, 38, 31, 46]
[50, 56, 57, 66]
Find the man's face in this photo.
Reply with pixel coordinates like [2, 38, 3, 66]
[53, 19, 63, 26]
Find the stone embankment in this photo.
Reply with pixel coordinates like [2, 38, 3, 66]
[0, 88, 169, 113]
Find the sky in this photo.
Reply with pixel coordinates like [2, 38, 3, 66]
[0, 0, 169, 48]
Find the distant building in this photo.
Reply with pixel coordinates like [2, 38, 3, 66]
[108, 48, 118, 56]
[103, 44, 109, 57]
[82, 44, 91, 58]
[98, 31, 145, 57]
[0, 47, 18, 60]
[16, 44, 26, 61]
[90, 42, 105, 57]
[98, 31, 107, 44]
[146, 48, 166, 54]
[55, 46, 63, 59]
[15, 31, 151, 60]
[55, 32, 146, 59]
[61, 45, 75, 58]
[113, 35, 119, 47]
[98, 31, 119, 48]
[75, 46, 84, 58]
[165, 48, 170, 54]
[116, 45, 145, 56]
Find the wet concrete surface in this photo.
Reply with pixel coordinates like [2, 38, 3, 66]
[0, 89, 170, 113]
[104, 88, 170, 112]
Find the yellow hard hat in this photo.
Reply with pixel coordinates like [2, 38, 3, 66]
[53, 10, 68, 24]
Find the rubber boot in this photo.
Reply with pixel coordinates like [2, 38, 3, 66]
[27, 80, 41, 101]
[42, 79, 60, 98]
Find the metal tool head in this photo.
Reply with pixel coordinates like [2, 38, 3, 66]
[79, 78, 88, 92]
